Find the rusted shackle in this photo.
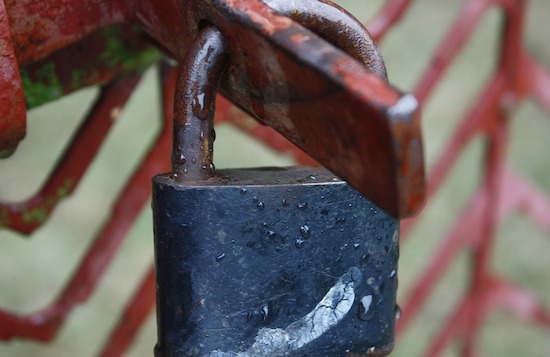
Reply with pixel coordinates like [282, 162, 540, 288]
[170, 1, 388, 181]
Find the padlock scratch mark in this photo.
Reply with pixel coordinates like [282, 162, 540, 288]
[207, 267, 362, 356]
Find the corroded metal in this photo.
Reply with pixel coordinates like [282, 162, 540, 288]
[172, 27, 228, 181]
[0, 0, 25, 157]
[0, 0, 425, 218]
[0, 0, 549, 356]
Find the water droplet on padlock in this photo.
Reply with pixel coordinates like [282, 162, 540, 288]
[295, 238, 305, 249]
[282, 198, 289, 207]
[260, 304, 269, 321]
[216, 253, 226, 262]
[395, 304, 402, 320]
[191, 158, 196, 164]
[297, 202, 308, 210]
[267, 230, 275, 239]
[240, 188, 248, 194]
[253, 196, 258, 203]
[300, 225, 311, 239]
[357, 294, 376, 321]
[257, 202, 265, 210]
[175, 154, 186, 164]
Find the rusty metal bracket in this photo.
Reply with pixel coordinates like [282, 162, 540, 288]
[1, 0, 425, 218]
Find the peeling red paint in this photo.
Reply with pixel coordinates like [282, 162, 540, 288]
[0, 0, 26, 153]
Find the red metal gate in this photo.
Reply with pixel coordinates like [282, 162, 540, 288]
[1, 0, 549, 356]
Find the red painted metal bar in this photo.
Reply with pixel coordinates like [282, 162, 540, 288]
[460, 2, 524, 354]
[0, 0, 25, 155]
[506, 170, 550, 235]
[98, 266, 156, 357]
[413, 0, 490, 103]
[424, 293, 473, 357]
[1, 0, 550, 355]
[487, 276, 550, 327]
[215, 95, 317, 165]
[367, 0, 413, 42]
[395, 1, 550, 356]
[0, 63, 171, 341]
[1, 0, 425, 218]
[95, 62, 177, 357]
[401, 73, 504, 239]
[0, 74, 142, 234]
[397, 191, 485, 334]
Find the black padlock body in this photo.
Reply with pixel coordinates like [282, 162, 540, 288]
[153, 166, 399, 357]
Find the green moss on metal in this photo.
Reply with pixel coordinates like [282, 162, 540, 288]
[56, 178, 74, 198]
[18, 179, 75, 226]
[21, 207, 48, 225]
[100, 27, 162, 72]
[20, 26, 161, 109]
[20, 62, 64, 109]
[70, 69, 86, 90]
[0, 210, 10, 228]
[0, 147, 16, 159]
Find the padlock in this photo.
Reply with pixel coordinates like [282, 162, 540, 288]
[153, 26, 399, 357]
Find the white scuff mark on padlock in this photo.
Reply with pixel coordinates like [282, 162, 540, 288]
[206, 267, 362, 357]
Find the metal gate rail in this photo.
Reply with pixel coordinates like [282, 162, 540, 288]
[1, 0, 549, 356]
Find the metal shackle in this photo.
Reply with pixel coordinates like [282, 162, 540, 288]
[171, 26, 228, 182]
[171, 3, 387, 182]
[263, 0, 387, 81]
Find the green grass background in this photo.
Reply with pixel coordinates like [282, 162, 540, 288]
[1, 0, 549, 356]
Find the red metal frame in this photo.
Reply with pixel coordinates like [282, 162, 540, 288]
[1, 0, 549, 356]
[0, 0, 425, 218]
[389, 0, 550, 355]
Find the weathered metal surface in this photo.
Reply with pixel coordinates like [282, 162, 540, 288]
[1, 0, 548, 356]
[159, 26, 399, 355]
[20, 24, 160, 109]
[1, 0, 425, 218]
[0, 0, 25, 157]
[153, 166, 398, 356]
[172, 26, 228, 181]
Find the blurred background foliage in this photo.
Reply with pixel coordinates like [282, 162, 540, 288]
[0, 0, 549, 356]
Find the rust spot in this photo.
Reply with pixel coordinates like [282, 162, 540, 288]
[289, 33, 310, 45]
